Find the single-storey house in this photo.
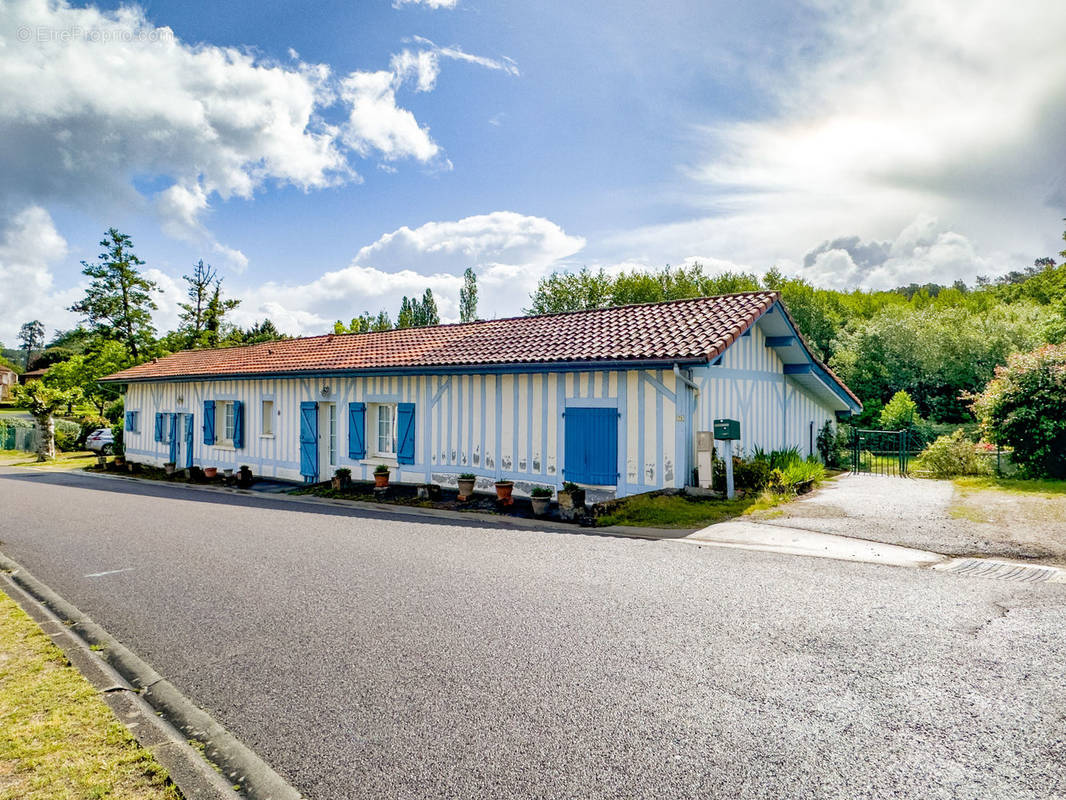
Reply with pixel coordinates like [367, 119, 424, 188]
[0, 366, 17, 400]
[101, 292, 861, 498]
[18, 367, 49, 385]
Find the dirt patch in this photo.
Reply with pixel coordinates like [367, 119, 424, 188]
[755, 474, 1066, 567]
[948, 485, 1066, 566]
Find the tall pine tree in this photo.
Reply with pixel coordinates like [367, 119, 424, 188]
[459, 268, 478, 322]
[69, 229, 159, 360]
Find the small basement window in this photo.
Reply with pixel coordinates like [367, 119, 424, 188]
[261, 400, 274, 436]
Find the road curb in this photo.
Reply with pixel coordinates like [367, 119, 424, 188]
[0, 551, 304, 800]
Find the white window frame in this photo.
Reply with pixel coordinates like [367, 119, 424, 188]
[371, 403, 397, 458]
[261, 399, 274, 437]
[328, 403, 337, 466]
[219, 400, 235, 448]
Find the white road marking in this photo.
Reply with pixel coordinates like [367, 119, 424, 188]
[83, 567, 136, 578]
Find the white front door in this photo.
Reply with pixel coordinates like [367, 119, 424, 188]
[318, 402, 336, 480]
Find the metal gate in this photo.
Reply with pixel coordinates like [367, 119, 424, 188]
[850, 429, 919, 476]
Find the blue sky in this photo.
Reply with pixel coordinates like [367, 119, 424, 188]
[1, 0, 1064, 341]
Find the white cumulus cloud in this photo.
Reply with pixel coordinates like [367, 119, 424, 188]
[0, 0, 512, 272]
[0, 207, 79, 343]
[607, 0, 1066, 286]
[231, 212, 586, 334]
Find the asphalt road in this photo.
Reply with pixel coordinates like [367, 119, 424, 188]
[1, 466, 1064, 800]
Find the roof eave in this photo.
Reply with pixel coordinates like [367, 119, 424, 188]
[100, 355, 711, 384]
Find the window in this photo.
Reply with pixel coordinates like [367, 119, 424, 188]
[328, 403, 337, 466]
[374, 403, 396, 457]
[222, 401, 236, 446]
[125, 411, 139, 433]
[261, 400, 274, 436]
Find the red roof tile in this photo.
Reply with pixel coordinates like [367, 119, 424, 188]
[101, 292, 857, 406]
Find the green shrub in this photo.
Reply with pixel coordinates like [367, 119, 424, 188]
[780, 456, 826, 488]
[103, 397, 124, 424]
[53, 419, 81, 451]
[916, 429, 993, 477]
[972, 343, 1066, 479]
[110, 422, 124, 457]
[530, 486, 553, 498]
[880, 390, 921, 430]
[817, 421, 850, 468]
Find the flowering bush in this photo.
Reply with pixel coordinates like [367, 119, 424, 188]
[972, 344, 1066, 478]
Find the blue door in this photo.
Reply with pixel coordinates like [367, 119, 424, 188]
[184, 413, 194, 469]
[299, 402, 318, 482]
[563, 407, 619, 485]
[168, 414, 179, 464]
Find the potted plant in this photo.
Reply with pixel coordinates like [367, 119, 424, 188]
[223, 467, 234, 478]
[164, 461, 176, 475]
[332, 467, 352, 490]
[557, 481, 586, 520]
[530, 486, 553, 515]
[457, 473, 476, 500]
[374, 464, 390, 488]
[237, 465, 253, 489]
[203, 466, 218, 479]
[494, 479, 515, 505]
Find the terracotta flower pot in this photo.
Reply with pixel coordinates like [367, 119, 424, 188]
[374, 471, 390, 488]
[203, 467, 218, 478]
[494, 480, 514, 504]
[457, 477, 476, 500]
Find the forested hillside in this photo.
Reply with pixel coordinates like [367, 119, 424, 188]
[528, 228, 1066, 425]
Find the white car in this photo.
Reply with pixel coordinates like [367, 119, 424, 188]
[85, 427, 116, 454]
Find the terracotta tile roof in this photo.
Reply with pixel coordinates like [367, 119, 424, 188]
[101, 292, 858, 406]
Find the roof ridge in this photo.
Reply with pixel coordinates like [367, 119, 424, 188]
[212, 291, 783, 351]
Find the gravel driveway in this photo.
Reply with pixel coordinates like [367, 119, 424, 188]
[753, 474, 1066, 564]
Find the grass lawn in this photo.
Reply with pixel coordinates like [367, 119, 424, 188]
[0, 590, 179, 800]
[595, 490, 791, 529]
[0, 450, 98, 470]
[954, 476, 1066, 496]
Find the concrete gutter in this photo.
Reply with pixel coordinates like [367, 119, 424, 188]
[0, 552, 304, 800]
[686, 520, 948, 568]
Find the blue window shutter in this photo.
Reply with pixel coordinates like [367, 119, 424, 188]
[348, 402, 366, 459]
[300, 402, 319, 480]
[154, 412, 164, 443]
[397, 403, 415, 464]
[233, 401, 244, 448]
[131, 411, 138, 433]
[203, 401, 215, 445]
[168, 414, 179, 462]
[125, 411, 133, 431]
[184, 414, 194, 469]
